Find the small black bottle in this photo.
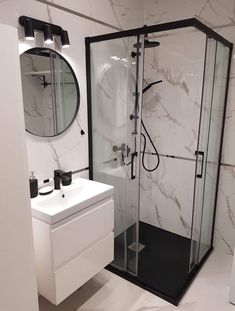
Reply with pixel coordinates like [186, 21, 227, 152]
[29, 171, 38, 198]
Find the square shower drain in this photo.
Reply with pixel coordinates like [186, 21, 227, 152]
[128, 242, 145, 252]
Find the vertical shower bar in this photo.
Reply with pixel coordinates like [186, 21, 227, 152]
[136, 33, 145, 275]
[126, 34, 145, 276]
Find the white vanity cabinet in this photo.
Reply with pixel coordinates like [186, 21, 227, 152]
[31, 178, 114, 305]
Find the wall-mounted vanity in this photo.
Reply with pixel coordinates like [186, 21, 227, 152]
[31, 176, 114, 305]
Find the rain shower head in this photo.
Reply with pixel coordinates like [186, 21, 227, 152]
[133, 39, 160, 49]
[133, 33, 160, 49]
[143, 80, 163, 94]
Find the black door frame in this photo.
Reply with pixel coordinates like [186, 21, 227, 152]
[85, 18, 233, 305]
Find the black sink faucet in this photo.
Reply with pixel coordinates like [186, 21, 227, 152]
[54, 170, 72, 190]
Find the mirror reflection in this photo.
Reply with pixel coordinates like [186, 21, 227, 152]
[20, 48, 79, 137]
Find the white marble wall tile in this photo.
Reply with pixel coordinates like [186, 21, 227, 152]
[140, 28, 207, 238]
[145, 0, 235, 28]
[142, 29, 206, 160]
[214, 165, 235, 255]
[144, 0, 235, 255]
[51, 0, 145, 29]
[215, 26, 235, 166]
[140, 156, 195, 238]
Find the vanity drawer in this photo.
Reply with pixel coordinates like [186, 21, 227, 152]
[51, 198, 114, 269]
[54, 232, 114, 304]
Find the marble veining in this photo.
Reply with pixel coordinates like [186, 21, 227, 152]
[46, 1, 53, 23]
[48, 141, 61, 169]
[215, 228, 234, 255]
[140, 27, 206, 238]
[150, 57, 190, 95]
[24, 98, 43, 118]
[214, 165, 235, 255]
[184, 129, 198, 156]
[145, 0, 235, 29]
[196, 0, 235, 27]
[108, 0, 123, 29]
[140, 156, 193, 238]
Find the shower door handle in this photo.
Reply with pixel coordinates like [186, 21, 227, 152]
[131, 152, 137, 180]
[195, 151, 204, 178]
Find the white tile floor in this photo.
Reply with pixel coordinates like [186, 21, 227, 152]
[39, 250, 235, 311]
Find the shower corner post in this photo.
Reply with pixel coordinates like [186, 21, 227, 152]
[189, 35, 209, 273]
[85, 36, 93, 180]
[210, 42, 233, 248]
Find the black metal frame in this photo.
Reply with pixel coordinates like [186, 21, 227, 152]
[210, 40, 233, 246]
[86, 18, 232, 48]
[85, 17, 233, 305]
[86, 17, 232, 177]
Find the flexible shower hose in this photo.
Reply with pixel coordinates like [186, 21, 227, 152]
[141, 119, 160, 172]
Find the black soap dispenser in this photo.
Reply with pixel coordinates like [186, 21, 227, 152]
[29, 171, 38, 198]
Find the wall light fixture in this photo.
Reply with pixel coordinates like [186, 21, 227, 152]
[19, 16, 70, 48]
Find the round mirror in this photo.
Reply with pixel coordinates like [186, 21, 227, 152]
[20, 48, 80, 137]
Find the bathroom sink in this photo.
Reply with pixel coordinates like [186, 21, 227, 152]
[31, 177, 114, 224]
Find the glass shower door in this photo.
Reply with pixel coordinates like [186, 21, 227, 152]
[190, 37, 230, 270]
[189, 36, 217, 271]
[89, 34, 145, 275]
[198, 42, 230, 262]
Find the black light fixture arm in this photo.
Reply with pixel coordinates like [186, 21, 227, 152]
[19, 16, 70, 47]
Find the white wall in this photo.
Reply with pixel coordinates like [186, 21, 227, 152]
[0, 23, 38, 311]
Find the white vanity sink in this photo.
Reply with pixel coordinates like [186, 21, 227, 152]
[31, 176, 114, 305]
[31, 177, 114, 224]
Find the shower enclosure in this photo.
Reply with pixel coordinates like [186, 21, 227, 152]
[85, 18, 232, 305]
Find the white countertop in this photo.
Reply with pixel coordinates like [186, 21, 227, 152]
[31, 177, 114, 225]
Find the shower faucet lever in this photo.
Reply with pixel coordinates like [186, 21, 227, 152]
[113, 143, 131, 156]
[113, 143, 126, 152]
[130, 114, 139, 120]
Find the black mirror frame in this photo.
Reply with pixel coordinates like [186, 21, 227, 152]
[21, 47, 80, 138]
